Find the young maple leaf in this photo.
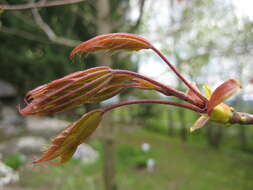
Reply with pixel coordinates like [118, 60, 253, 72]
[33, 109, 104, 164]
[70, 33, 152, 58]
[20, 66, 161, 116]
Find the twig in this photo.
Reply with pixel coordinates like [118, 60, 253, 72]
[230, 111, 253, 125]
[151, 46, 208, 104]
[0, 26, 48, 43]
[0, 0, 87, 11]
[128, 0, 146, 32]
[112, 69, 201, 106]
[102, 99, 204, 113]
[31, 7, 80, 47]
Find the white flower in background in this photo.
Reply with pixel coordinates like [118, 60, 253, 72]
[141, 143, 150, 152]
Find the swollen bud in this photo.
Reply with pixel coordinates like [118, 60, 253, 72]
[209, 103, 233, 124]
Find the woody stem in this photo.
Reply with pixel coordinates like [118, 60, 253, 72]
[229, 111, 253, 125]
[151, 46, 207, 104]
[102, 99, 205, 113]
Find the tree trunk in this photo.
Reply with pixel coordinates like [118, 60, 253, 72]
[239, 125, 248, 150]
[206, 123, 223, 149]
[96, 0, 117, 189]
[178, 108, 187, 141]
[102, 113, 117, 190]
[168, 108, 175, 136]
[103, 140, 117, 190]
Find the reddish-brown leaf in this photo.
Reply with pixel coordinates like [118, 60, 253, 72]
[33, 109, 104, 164]
[207, 79, 242, 114]
[186, 83, 203, 105]
[20, 66, 169, 116]
[190, 115, 209, 132]
[70, 33, 152, 58]
[20, 67, 113, 116]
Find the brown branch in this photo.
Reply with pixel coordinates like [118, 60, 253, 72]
[0, 26, 49, 43]
[230, 111, 253, 125]
[128, 0, 146, 32]
[31, 7, 80, 47]
[0, 0, 87, 11]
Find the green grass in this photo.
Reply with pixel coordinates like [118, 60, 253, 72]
[18, 129, 253, 190]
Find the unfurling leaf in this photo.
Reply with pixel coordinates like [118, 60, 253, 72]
[20, 67, 113, 116]
[19, 66, 170, 116]
[190, 115, 209, 132]
[70, 33, 152, 58]
[33, 109, 104, 164]
[130, 78, 163, 90]
[186, 83, 203, 105]
[207, 79, 242, 114]
[203, 85, 212, 99]
[86, 84, 125, 103]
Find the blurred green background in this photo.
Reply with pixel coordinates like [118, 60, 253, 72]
[0, 0, 253, 189]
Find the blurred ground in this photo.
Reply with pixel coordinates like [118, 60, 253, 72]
[4, 186, 32, 190]
[4, 128, 253, 190]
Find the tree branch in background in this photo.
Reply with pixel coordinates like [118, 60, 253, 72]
[0, 0, 86, 11]
[128, 0, 146, 32]
[113, 0, 146, 60]
[0, 26, 49, 43]
[31, 7, 80, 47]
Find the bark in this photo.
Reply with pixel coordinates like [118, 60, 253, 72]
[96, 0, 117, 190]
[102, 113, 117, 190]
[230, 111, 253, 125]
[229, 111, 252, 150]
